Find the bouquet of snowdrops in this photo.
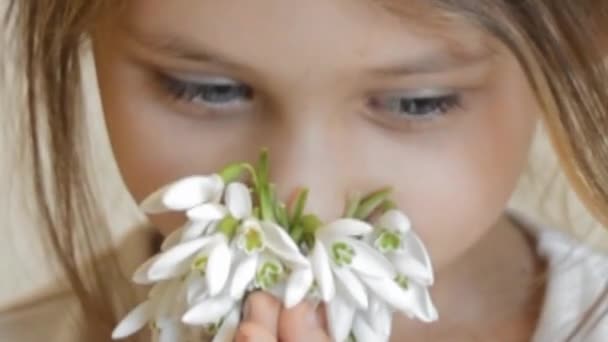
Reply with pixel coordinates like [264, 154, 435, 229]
[112, 151, 437, 342]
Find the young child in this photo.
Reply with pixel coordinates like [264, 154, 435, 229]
[2, 1, 608, 341]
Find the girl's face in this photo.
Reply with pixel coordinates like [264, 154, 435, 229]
[94, 0, 538, 271]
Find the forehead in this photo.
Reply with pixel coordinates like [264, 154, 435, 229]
[113, 0, 496, 77]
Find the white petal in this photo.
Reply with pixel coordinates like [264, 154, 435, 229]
[333, 267, 368, 309]
[186, 203, 228, 222]
[407, 282, 438, 323]
[390, 254, 433, 286]
[140, 175, 224, 213]
[326, 295, 356, 342]
[230, 254, 258, 300]
[346, 239, 395, 279]
[207, 241, 232, 296]
[182, 295, 234, 325]
[225, 182, 253, 220]
[212, 307, 241, 342]
[393, 233, 434, 285]
[262, 221, 309, 266]
[365, 297, 392, 337]
[360, 276, 437, 322]
[112, 301, 152, 339]
[155, 318, 185, 342]
[317, 218, 373, 239]
[180, 221, 211, 242]
[352, 315, 388, 342]
[311, 242, 335, 302]
[186, 274, 208, 305]
[148, 236, 218, 281]
[161, 227, 185, 252]
[284, 267, 313, 308]
[132, 255, 160, 285]
[377, 209, 411, 233]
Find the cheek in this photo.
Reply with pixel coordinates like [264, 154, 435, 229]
[385, 93, 537, 270]
[95, 47, 258, 232]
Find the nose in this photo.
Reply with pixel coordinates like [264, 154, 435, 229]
[260, 114, 350, 222]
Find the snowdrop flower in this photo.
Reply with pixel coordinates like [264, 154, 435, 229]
[133, 233, 233, 298]
[362, 209, 437, 323]
[222, 182, 312, 307]
[139, 175, 225, 214]
[310, 218, 393, 341]
[180, 262, 244, 341]
[373, 209, 434, 286]
[112, 280, 188, 340]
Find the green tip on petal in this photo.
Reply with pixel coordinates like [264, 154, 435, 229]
[191, 254, 209, 275]
[375, 230, 402, 253]
[243, 228, 264, 253]
[331, 242, 356, 267]
[395, 274, 409, 289]
[344, 191, 362, 218]
[255, 261, 284, 289]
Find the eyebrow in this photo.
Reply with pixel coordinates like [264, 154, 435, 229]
[124, 27, 251, 71]
[369, 46, 497, 76]
[126, 27, 496, 76]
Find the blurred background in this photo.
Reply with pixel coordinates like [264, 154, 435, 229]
[1, 0, 607, 314]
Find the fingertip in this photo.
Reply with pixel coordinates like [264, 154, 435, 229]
[235, 322, 277, 342]
[278, 300, 330, 342]
[243, 291, 281, 332]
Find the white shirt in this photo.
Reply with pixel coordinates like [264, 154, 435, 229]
[2, 216, 607, 342]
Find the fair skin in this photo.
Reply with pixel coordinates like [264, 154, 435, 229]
[93, 0, 543, 340]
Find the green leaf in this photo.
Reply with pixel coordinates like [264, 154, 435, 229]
[354, 187, 392, 220]
[343, 191, 362, 218]
[275, 203, 290, 229]
[256, 150, 276, 222]
[290, 224, 304, 243]
[289, 188, 309, 228]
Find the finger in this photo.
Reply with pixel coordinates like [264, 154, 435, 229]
[242, 291, 281, 334]
[235, 321, 277, 342]
[278, 301, 330, 342]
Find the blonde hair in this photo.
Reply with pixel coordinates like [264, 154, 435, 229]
[5, 0, 608, 340]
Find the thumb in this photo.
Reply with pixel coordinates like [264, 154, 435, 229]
[278, 301, 330, 342]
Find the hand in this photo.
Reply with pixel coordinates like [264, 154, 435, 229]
[235, 292, 331, 342]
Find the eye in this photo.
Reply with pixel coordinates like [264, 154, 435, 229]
[161, 74, 254, 108]
[369, 91, 462, 120]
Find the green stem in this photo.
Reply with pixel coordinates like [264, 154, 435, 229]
[354, 187, 392, 220]
[289, 188, 309, 231]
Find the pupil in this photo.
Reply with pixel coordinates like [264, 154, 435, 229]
[203, 85, 249, 102]
[401, 98, 438, 115]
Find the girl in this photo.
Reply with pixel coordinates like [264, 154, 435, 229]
[2, 0, 608, 341]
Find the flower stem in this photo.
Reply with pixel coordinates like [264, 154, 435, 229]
[289, 188, 309, 231]
[256, 150, 276, 222]
[354, 187, 392, 220]
[343, 191, 362, 218]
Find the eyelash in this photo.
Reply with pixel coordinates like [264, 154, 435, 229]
[161, 75, 254, 107]
[368, 93, 462, 120]
[159, 75, 462, 122]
